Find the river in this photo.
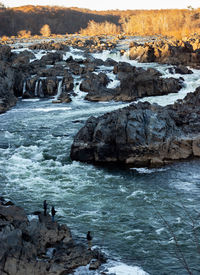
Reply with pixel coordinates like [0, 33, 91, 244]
[0, 44, 200, 275]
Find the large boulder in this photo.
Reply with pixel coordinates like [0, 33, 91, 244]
[70, 87, 200, 167]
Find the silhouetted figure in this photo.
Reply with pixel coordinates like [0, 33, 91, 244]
[43, 200, 47, 216]
[51, 206, 56, 222]
[87, 231, 92, 250]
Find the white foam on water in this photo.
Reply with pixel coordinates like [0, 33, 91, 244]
[62, 51, 73, 60]
[93, 50, 129, 63]
[73, 260, 149, 275]
[173, 180, 198, 192]
[95, 65, 120, 89]
[70, 46, 84, 53]
[106, 72, 120, 89]
[168, 237, 175, 244]
[4, 131, 14, 139]
[156, 227, 165, 235]
[74, 264, 91, 275]
[11, 47, 30, 53]
[30, 50, 50, 62]
[9, 145, 44, 162]
[28, 107, 72, 112]
[63, 47, 85, 61]
[126, 190, 146, 199]
[119, 185, 127, 193]
[71, 80, 88, 105]
[27, 215, 39, 222]
[132, 229, 143, 233]
[54, 78, 63, 100]
[106, 261, 149, 275]
[12, 48, 49, 62]
[132, 167, 168, 174]
[46, 247, 56, 259]
[55, 102, 130, 120]
[22, 99, 40, 102]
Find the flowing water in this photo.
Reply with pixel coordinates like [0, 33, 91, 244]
[1, 45, 200, 275]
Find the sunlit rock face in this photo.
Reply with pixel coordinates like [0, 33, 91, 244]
[129, 39, 200, 69]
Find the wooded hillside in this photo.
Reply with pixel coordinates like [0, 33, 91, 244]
[0, 5, 120, 36]
[0, 5, 200, 38]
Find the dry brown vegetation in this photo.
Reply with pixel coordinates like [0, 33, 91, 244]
[120, 9, 200, 39]
[79, 9, 200, 39]
[80, 20, 120, 35]
[17, 30, 31, 38]
[0, 5, 200, 39]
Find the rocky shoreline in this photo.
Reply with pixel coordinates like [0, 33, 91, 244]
[0, 197, 105, 275]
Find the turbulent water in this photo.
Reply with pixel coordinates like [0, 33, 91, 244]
[1, 44, 200, 275]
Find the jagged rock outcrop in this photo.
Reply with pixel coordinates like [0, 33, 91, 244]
[70, 87, 200, 167]
[0, 197, 105, 275]
[113, 62, 183, 101]
[168, 65, 193, 75]
[129, 39, 200, 68]
[80, 62, 183, 102]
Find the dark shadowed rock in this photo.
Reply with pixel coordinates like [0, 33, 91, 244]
[80, 72, 110, 94]
[0, 45, 11, 61]
[57, 91, 72, 103]
[41, 52, 63, 65]
[169, 65, 193, 75]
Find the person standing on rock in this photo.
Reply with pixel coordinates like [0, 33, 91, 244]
[87, 231, 92, 250]
[43, 200, 48, 216]
[51, 206, 56, 222]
